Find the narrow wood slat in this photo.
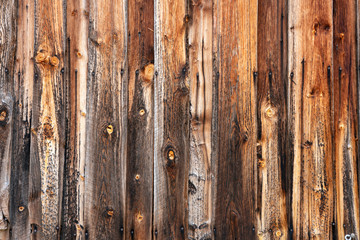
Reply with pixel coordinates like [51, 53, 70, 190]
[29, 0, 66, 238]
[126, 0, 154, 238]
[257, 0, 288, 238]
[212, 0, 258, 238]
[62, 0, 89, 238]
[9, 0, 34, 239]
[188, 0, 213, 239]
[154, 0, 189, 238]
[84, 0, 127, 239]
[333, 0, 360, 238]
[288, 0, 334, 238]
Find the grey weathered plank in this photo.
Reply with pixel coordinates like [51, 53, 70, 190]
[84, 0, 127, 239]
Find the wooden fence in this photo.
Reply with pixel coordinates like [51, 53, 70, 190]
[0, 0, 360, 239]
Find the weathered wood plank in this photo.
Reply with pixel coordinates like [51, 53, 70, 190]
[126, 0, 154, 238]
[288, 0, 334, 238]
[62, 0, 89, 239]
[29, 0, 66, 238]
[84, 0, 127, 239]
[188, 0, 213, 239]
[154, 0, 189, 238]
[0, 93, 13, 240]
[333, 0, 360, 238]
[9, 0, 34, 239]
[212, 0, 258, 238]
[257, 0, 288, 238]
[0, 0, 17, 239]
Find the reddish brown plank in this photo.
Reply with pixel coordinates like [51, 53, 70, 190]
[212, 0, 258, 238]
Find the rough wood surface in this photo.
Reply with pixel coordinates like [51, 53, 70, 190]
[84, 0, 127, 239]
[213, 0, 258, 238]
[126, 0, 154, 238]
[1, 1, 360, 240]
[9, 0, 33, 239]
[288, 0, 334, 238]
[257, 0, 288, 238]
[188, 0, 213, 239]
[154, 0, 189, 238]
[29, 0, 66, 238]
[333, 0, 360, 238]
[62, 0, 89, 239]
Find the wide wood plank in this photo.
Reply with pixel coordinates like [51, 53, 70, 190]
[257, 0, 288, 238]
[62, 0, 89, 238]
[188, 0, 213, 239]
[84, 0, 127, 239]
[9, 0, 34, 239]
[333, 0, 360, 238]
[212, 0, 258, 238]
[154, 0, 189, 238]
[29, 0, 66, 238]
[126, 0, 154, 238]
[288, 0, 334, 238]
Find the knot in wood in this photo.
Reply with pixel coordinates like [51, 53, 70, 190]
[275, 229, 282, 237]
[107, 125, 113, 135]
[168, 150, 175, 160]
[265, 106, 275, 118]
[0, 110, 7, 122]
[35, 52, 47, 63]
[50, 56, 59, 67]
[136, 211, 143, 222]
[139, 108, 146, 116]
[143, 63, 154, 81]
[18, 206, 25, 212]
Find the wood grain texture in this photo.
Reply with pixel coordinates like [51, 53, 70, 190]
[333, 0, 360, 238]
[288, 0, 334, 238]
[257, 0, 288, 238]
[84, 0, 127, 239]
[62, 1, 89, 239]
[0, 1, 17, 239]
[29, 0, 66, 238]
[9, 0, 34, 239]
[212, 0, 258, 238]
[154, 0, 189, 238]
[188, 0, 213, 239]
[126, 0, 154, 238]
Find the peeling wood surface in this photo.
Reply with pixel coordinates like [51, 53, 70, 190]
[1, 1, 360, 240]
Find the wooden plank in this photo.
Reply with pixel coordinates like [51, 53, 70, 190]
[29, 0, 66, 238]
[0, 1, 17, 239]
[0, 93, 13, 240]
[126, 0, 154, 238]
[84, 0, 127, 239]
[333, 0, 360, 238]
[288, 0, 334, 238]
[256, 0, 288, 238]
[62, 0, 89, 239]
[188, 0, 213, 239]
[9, 0, 34, 239]
[212, 0, 258, 238]
[153, 0, 189, 238]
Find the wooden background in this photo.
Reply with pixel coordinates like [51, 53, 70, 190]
[0, 0, 360, 239]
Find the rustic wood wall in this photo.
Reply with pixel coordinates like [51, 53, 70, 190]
[0, 0, 360, 239]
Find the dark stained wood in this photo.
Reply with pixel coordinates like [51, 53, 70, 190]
[29, 0, 66, 238]
[333, 0, 360, 238]
[84, 0, 127, 239]
[126, 0, 154, 238]
[9, 0, 33, 239]
[61, 0, 89, 239]
[153, 0, 189, 238]
[288, 0, 334, 238]
[212, 0, 258, 238]
[188, 0, 213, 239]
[257, 0, 288, 238]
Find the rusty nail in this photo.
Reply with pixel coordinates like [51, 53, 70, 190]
[120, 226, 124, 232]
